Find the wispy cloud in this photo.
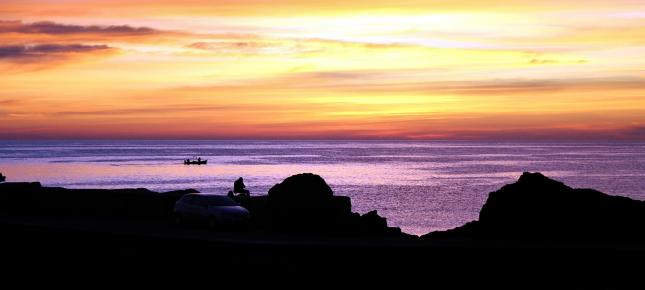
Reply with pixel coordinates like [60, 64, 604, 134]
[0, 44, 113, 61]
[50, 104, 238, 117]
[176, 70, 645, 96]
[0, 99, 20, 105]
[0, 20, 158, 35]
[0, 19, 181, 46]
[187, 40, 321, 55]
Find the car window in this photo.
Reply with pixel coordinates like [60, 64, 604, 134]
[203, 195, 239, 206]
[182, 194, 238, 206]
[179, 195, 194, 203]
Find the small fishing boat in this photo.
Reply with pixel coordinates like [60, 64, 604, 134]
[183, 158, 207, 165]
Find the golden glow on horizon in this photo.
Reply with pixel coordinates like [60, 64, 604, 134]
[1, 0, 645, 139]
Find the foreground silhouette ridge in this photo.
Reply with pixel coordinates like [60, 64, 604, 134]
[0, 172, 643, 278]
[423, 172, 645, 242]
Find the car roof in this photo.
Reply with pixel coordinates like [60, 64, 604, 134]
[182, 193, 239, 205]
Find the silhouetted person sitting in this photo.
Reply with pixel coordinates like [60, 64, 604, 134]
[233, 177, 250, 197]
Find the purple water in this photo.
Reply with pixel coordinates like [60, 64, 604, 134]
[1, 140, 644, 235]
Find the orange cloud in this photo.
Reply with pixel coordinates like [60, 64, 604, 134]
[1, 1, 645, 140]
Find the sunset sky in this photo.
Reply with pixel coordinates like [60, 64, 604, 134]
[1, 0, 644, 139]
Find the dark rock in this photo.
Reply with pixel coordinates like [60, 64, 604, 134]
[333, 196, 352, 215]
[357, 210, 405, 236]
[161, 188, 199, 198]
[236, 195, 268, 227]
[264, 173, 401, 236]
[423, 172, 645, 242]
[266, 173, 345, 231]
[0, 174, 403, 237]
[0, 182, 195, 219]
[268, 173, 333, 200]
[0, 181, 42, 191]
[359, 210, 387, 232]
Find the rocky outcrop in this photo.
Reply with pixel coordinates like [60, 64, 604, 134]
[0, 174, 404, 237]
[0, 182, 197, 219]
[423, 172, 645, 242]
[7, 171, 640, 241]
[357, 210, 390, 234]
[264, 173, 402, 236]
[266, 173, 343, 230]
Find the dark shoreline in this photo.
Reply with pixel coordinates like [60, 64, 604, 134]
[1, 172, 644, 279]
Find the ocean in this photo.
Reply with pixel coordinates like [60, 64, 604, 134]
[1, 140, 644, 235]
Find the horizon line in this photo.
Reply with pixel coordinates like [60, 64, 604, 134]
[1, 138, 644, 143]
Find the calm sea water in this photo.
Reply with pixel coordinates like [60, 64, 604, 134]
[1, 140, 644, 235]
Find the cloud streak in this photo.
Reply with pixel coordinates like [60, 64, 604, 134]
[0, 44, 113, 61]
[0, 20, 158, 35]
[177, 71, 645, 96]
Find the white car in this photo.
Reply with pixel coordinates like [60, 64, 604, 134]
[173, 194, 250, 228]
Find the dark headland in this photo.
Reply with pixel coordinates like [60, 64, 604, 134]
[1, 172, 644, 280]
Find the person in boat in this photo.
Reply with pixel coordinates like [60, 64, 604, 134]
[0, 172, 5, 182]
[197, 157, 201, 162]
[233, 177, 250, 197]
